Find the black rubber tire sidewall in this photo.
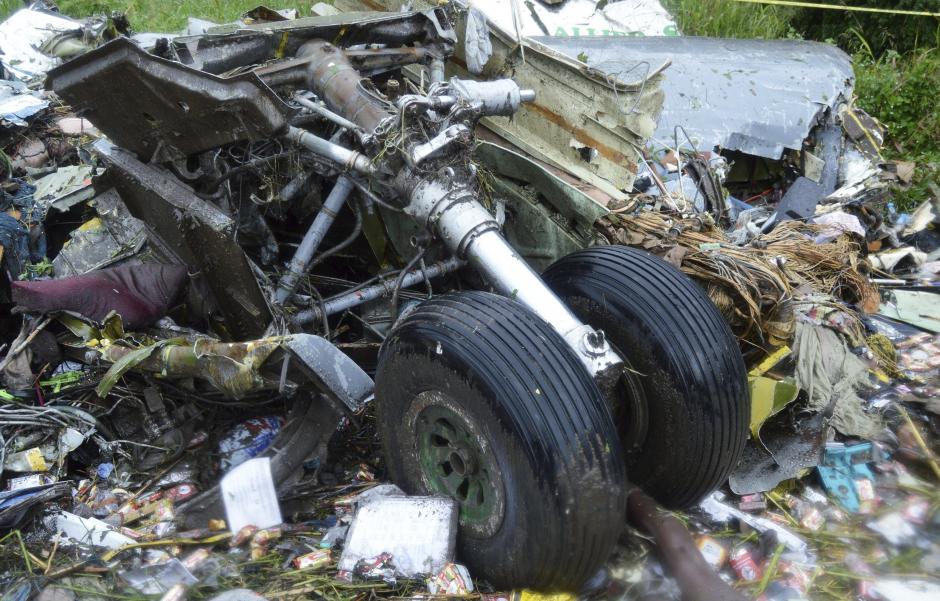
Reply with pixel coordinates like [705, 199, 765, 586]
[376, 291, 626, 590]
[544, 245, 749, 509]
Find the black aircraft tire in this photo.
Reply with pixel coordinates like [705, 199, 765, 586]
[376, 291, 626, 589]
[544, 245, 749, 508]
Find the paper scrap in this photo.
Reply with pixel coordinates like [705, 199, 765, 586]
[220, 457, 282, 532]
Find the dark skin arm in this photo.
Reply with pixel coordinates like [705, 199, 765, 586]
[627, 489, 751, 601]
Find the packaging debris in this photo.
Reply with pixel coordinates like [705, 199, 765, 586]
[0, 1, 938, 599]
[338, 495, 457, 578]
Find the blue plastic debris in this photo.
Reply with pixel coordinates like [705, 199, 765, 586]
[817, 442, 880, 513]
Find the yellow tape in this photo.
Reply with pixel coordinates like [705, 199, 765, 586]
[275, 33, 289, 59]
[844, 109, 885, 161]
[749, 345, 792, 377]
[732, 0, 940, 18]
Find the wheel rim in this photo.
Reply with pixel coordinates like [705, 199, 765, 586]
[414, 399, 504, 536]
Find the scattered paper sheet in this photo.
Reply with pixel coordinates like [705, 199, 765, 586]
[220, 457, 282, 532]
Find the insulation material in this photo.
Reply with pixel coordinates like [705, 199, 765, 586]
[792, 321, 881, 438]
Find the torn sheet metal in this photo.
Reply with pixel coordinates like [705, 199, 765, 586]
[536, 36, 854, 160]
[172, 9, 456, 75]
[729, 410, 827, 495]
[46, 38, 292, 162]
[880, 290, 940, 333]
[0, 81, 48, 127]
[336, 0, 665, 200]
[282, 335, 374, 411]
[95, 333, 372, 410]
[32, 165, 98, 214]
[46, 510, 137, 549]
[469, 0, 679, 38]
[0, 9, 81, 81]
[474, 140, 609, 270]
[52, 188, 147, 276]
[92, 139, 271, 339]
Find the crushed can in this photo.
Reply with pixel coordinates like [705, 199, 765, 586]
[181, 548, 210, 571]
[855, 478, 877, 514]
[730, 547, 762, 582]
[231, 524, 258, 546]
[250, 526, 282, 559]
[903, 495, 929, 524]
[164, 484, 197, 504]
[799, 506, 824, 531]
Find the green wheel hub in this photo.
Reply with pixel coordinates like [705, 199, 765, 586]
[414, 401, 504, 535]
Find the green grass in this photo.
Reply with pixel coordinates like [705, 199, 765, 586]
[665, 0, 798, 39]
[1, 0, 319, 32]
[2, 0, 937, 210]
[854, 47, 940, 211]
[667, 0, 939, 212]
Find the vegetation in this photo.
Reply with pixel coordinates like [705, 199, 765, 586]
[1, 1, 318, 32]
[667, 0, 939, 211]
[0, 0, 936, 209]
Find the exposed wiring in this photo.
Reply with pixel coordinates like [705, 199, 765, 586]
[307, 196, 364, 269]
[390, 246, 428, 317]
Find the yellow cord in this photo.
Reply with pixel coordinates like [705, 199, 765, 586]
[731, 0, 940, 18]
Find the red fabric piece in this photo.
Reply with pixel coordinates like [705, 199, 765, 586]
[12, 264, 188, 329]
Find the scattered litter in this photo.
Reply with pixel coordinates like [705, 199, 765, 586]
[46, 511, 137, 549]
[339, 496, 457, 578]
[0, 2, 937, 599]
[220, 457, 283, 533]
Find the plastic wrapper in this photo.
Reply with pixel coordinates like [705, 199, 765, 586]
[319, 524, 348, 549]
[353, 552, 396, 585]
[730, 547, 761, 582]
[294, 549, 331, 570]
[118, 559, 198, 595]
[695, 535, 728, 568]
[218, 417, 283, 472]
[427, 562, 474, 595]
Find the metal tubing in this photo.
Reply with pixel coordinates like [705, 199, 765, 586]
[404, 176, 622, 378]
[275, 176, 355, 304]
[465, 230, 585, 336]
[293, 94, 363, 134]
[293, 257, 464, 326]
[406, 178, 583, 336]
[301, 40, 392, 133]
[429, 58, 446, 84]
[279, 170, 309, 203]
[286, 126, 375, 175]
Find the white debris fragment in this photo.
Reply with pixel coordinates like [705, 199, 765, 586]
[339, 495, 457, 577]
